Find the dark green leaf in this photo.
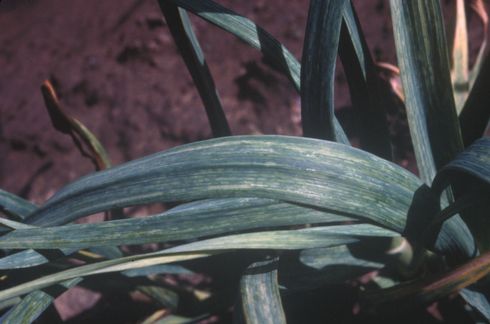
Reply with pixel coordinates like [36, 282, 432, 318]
[280, 244, 384, 291]
[166, 0, 349, 143]
[157, 2, 230, 137]
[301, 0, 345, 140]
[339, 1, 392, 159]
[433, 137, 490, 194]
[432, 137, 490, 252]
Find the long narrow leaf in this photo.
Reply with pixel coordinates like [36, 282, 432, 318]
[390, 1, 475, 262]
[301, 0, 345, 141]
[25, 136, 419, 229]
[0, 195, 349, 270]
[0, 223, 396, 251]
[17, 136, 475, 260]
[432, 137, 490, 252]
[1, 278, 81, 324]
[460, 287, 490, 321]
[280, 244, 385, 291]
[165, 0, 349, 143]
[0, 198, 354, 249]
[238, 258, 286, 324]
[0, 189, 37, 220]
[390, 0, 464, 183]
[432, 137, 490, 194]
[339, 1, 392, 159]
[0, 225, 397, 301]
[157, 2, 230, 137]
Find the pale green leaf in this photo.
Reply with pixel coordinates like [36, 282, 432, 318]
[238, 258, 286, 324]
[0, 189, 37, 220]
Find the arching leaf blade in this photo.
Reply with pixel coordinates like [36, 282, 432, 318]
[0, 198, 353, 249]
[0, 225, 398, 302]
[166, 0, 349, 143]
[390, 0, 464, 183]
[20, 136, 475, 260]
[339, 1, 393, 159]
[301, 0, 345, 140]
[237, 258, 286, 324]
[157, 2, 230, 137]
[0, 189, 37, 220]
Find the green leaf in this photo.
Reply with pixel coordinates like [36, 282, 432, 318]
[341, 2, 365, 78]
[0, 189, 37, 220]
[0, 297, 21, 312]
[339, 1, 392, 159]
[157, 2, 230, 137]
[15, 136, 474, 259]
[166, 0, 349, 143]
[0, 278, 81, 324]
[390, 1, 475, 263]
[301, 0, 345, 141]
[0, 198, 353, 249]
[0, 217, 34, 230]
[24, 136, 419, 229]
[432, 137, 490, 252]
[280, 244, 385, 291]
[122, 264, 193, 277]
[0, 136, 476, 270]
[433, 137, 490, 193]
[0, 195, 351, 269]
[390, 0, 464, 184]
[237, 258, 286, 324]
[0, 249, 49, 269]
[0, 222, 397, 251]
[460, 287, 490, 321]
[0, 225, 397, 301]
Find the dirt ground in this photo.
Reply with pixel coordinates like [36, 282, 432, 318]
[0, 0, 486, 322]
